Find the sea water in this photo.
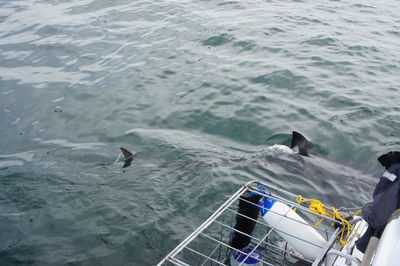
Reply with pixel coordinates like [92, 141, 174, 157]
[1, 0, 399, 264]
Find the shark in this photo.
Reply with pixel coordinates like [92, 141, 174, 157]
[118, 131, 309, 166]
[117, 130, 376, 206]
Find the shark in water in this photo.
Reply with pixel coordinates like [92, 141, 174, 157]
[117, 130, 376, 206]
[117, 131, 315, 173]
[117, 131, 346, 171]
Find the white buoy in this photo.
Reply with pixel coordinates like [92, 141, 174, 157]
[260, 196, 327, 261]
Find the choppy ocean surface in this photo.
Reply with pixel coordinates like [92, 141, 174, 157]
[1, 0, 400, 265]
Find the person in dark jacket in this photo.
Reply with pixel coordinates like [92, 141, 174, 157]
[355, 151, 400, 253]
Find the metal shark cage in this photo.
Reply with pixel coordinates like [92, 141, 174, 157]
[157, 181, 344, 266]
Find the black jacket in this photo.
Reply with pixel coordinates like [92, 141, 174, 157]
[355, 162, 400, 252]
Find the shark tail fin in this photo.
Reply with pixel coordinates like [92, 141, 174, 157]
[120, 147, 135, 168]
[120, 147, 135, 160]
[290, 131, 310, 157]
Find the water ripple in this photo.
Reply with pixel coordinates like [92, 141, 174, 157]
[1, 0, 400, 264]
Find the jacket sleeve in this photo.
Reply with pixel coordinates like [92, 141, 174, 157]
[362, 171, 399, 228]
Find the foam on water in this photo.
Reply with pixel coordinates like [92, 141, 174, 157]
[261, 144, 294, 156]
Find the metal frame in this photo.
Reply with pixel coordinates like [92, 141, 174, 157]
[325, 250, 361, 266]
[158, 180, 343, 266]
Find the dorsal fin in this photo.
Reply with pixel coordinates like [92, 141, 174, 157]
[290, 131, 309, 156]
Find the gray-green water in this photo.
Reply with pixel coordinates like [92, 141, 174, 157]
[1, 0, 400, 265]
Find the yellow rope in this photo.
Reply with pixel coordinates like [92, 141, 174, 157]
[296, 195, 361, 245]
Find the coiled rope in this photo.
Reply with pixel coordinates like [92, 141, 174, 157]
[295, 195, 361, 245]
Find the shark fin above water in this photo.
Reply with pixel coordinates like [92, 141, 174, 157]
[120, 147, 136, 168]
[290, 131, 310, 157]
